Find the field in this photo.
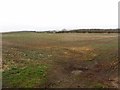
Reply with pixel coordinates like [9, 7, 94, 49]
[2, 32, 118, 88]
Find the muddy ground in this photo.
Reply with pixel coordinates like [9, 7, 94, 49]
[2, 32, 119, 88]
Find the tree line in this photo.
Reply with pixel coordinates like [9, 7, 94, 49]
[55, 29, 119, 33]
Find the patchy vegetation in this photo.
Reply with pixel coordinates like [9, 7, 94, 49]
[2, 32, 118, 88]
[3, 65, 47, 87]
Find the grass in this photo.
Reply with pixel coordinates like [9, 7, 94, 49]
[2, 32, 118, 88]
[3, 64, 47, 87]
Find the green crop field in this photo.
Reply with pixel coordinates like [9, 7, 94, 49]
[2, 32, 118, 88]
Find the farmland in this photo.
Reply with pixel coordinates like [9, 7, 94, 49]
[2, 32, 118, 88]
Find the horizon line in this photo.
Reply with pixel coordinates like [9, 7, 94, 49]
[1, 28, 119, 33]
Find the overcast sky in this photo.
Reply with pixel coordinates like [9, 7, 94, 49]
[0, 0, 119, 32]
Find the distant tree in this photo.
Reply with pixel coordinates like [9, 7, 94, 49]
[61, 29, 67, 33]
[62, 29, 67, 31]
[52, 30, 56, 33]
